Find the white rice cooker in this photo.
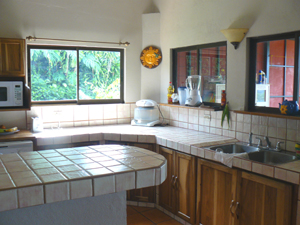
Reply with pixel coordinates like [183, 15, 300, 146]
[131, 99, 161, 127]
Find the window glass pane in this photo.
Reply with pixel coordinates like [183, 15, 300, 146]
[269, 40, 285, 66]
[269, 67, 284, 96]
[255, 38, 295, 108]
[286, 39, 295, 66]
[30, 49, 77, 101]
[79, 50, 121, 100]
[176, 50, 198, 87]
[201, 47, 226, 103]
[256, 42, 266, 74]
[286, 67, 294, 96]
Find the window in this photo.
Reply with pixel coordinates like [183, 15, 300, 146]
[248, 31, 300, 112]
[28, 46, 124, 104]
[172, 42, 227, 105]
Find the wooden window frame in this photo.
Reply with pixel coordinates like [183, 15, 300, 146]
[172, 41, 227, 107]
[248, 31, 300, 113]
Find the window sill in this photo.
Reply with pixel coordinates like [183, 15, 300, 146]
[234, 110, 300, 120]
[159, 103, 215, 111]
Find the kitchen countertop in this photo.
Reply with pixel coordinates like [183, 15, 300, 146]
[1, 124, 300, 208]
[0, 144, 167, 212]
[0, 130, 35, 142]
[30, 125, 300, 184]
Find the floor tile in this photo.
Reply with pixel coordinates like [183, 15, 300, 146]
[127, 206, 139, 215]
[157, 219, 182, 225]
[130, 206, 153, 212]
[141, 208, 173, 224]
[127, 213, 154, 225]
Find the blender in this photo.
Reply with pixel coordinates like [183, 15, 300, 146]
[185, 75, 202, 106]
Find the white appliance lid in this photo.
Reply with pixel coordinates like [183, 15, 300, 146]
[136, 99, 157, 107]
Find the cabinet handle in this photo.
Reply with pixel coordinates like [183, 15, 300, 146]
[235, 202, 240, 219]
[230, 200, 235, 215]
[173, 176, 178, 189]
[171, 175, 175, 187]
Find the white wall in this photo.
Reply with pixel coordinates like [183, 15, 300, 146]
[0, 0, 156, 103]
[1, 0, 300, 112]
[141, 13, 161, 102]
[154, 0, 300, 110]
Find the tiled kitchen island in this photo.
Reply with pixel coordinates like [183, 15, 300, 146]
[0, 144, 167, 224]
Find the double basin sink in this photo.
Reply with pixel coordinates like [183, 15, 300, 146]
[209, 143, 297, 165]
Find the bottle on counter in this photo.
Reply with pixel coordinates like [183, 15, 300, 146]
[167, 82, 174, 104]
[221, 90, 226, 107]
[258, 70, 266, 84]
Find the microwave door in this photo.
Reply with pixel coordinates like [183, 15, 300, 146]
[0, 84, 14, 107]
[0, 86, 9, 106]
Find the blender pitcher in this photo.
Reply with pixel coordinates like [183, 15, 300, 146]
[185, 75, 202, 106]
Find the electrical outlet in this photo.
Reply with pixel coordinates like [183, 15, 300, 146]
[204, 115, 211, 120]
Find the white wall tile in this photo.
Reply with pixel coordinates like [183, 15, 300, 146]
[74, 105, 89, 121]
[89, 105, 104, 120]
[103, 104, 117, 119]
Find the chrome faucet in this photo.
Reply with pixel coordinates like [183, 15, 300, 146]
[248, 132, 253, 146]
[275, 141, 284, 151]
[264, 136, 271, 149]
[256, 137, 262, 147]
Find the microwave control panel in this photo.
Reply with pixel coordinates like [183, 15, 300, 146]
[14, 84, 23, 105]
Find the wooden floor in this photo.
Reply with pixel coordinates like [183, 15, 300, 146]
[127, 205, 182, 225]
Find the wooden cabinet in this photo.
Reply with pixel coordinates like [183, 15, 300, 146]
[159, 146, 196, 224]
[159, 146, 175, 212]
[197, 159, 238, 225]
[105, 140, 156, 203]
[197, 158, 295, 225]
[0, 38, 25, 77]
[237, 172, 293, 225]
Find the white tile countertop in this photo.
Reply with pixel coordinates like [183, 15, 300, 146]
[34, 124, 238, 151]
[34, 125, 300, 186]
[2, 124, 300, 213]
[0, 144, 167, 212]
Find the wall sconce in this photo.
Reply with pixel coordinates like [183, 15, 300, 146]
[221, 28, 249, 49]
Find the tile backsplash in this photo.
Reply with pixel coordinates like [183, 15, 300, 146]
[1, 103, 299, 152]
[159, 105, 299, 152]
[25, 103, 136, 130]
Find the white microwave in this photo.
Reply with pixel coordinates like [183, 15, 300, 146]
[0, 81, 23, 107]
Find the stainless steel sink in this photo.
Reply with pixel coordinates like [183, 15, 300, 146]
[209, 143, 260, 154]
[247, 150, 297, 165]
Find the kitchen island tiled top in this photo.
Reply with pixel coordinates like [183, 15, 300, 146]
[0, 144, 167, 212]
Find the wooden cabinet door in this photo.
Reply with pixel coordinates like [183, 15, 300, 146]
[197, 159, 238, 225]
[159, 146, 175, 212]
[174, 151, 196, 224]
[127, 143, 156, 203]
[237, 172, 293, 225]
[0, 38, 25, 76]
